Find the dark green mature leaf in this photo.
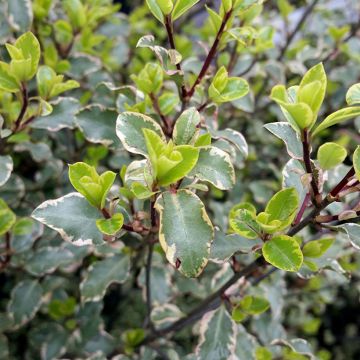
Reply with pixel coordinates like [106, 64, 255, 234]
[31, 97, 80, 131]
[155, 190, 214, 277]
[8, 279, 43, 328]
[341, 223, 360, 250]
[116, 112, 165, 155]
[80, 254, 130, 302]
[262, 235, 303, 271]
[214, 128, 248, 158]
[189, 146, 235, 190]
[196, 305, 237, 360]
[8, 0, 33, 32]
[32, 193, 104, 246]
[264, 122, 303, 159]
[0, 155, 13, 186]
[76, 105, 120, 146]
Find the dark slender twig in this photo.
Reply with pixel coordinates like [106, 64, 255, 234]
[149, 93, 172, 136]
[164, 15, 187, 101]
[186, 9, 233, 99]
[0, 233, 11, 271]
[293, 193, 311, 225]
[301, 129, 321, 205]
[13, 85, 28, 132]
[329, 167, 355, 197]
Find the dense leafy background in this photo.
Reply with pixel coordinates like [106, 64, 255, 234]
[0, 0, 359, 359]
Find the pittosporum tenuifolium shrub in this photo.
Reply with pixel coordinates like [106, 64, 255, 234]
[0, 0, 360, 358]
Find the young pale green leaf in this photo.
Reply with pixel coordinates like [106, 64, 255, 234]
[173, 107, 200, 145]
[0, 155, 13, 187]
[32, 193, 105, 246]
[80, 254, 130, 302]
[68, 162, 116, 209]
[317, 142, 347, 170]
[195, 132, 212, 147]
[341, 223, 360, 250]
[280, 102, 314, 130]
[116, 112, 165, 155]
[298, 63, 327, 118]
[0, 198, 16, 235]
[155, 190, 214, 278]
[265, 187, 299, 230]
[13, 32, 41, 80]
[264, 122, 303, 159]
[0, 62, 20, 92]
[172, 0, 200, 21]
[188, 146, 235, 190]
[63, 0, 86, 29]
[302, 238, 334, 258]
[346, 83, 360, 105]
[159, 92, 178, 115]
[354, 146, 360, 181]
[7, 280, 43, 329]
[229, 208, 261, 239]
[131, 63, 163, 94]
[130, 182, 157, 200]
[196, 305, 237, 360]
[96, 213, 124, 236]
[76, 106, 120, 147]
[312, 107, 360, 136]
[233, 295, 270, 322]
[262, 235, 303, 272]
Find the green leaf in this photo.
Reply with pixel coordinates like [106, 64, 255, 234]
[96, 213, 124, 236]
[298, 63, 327, 118]
[154, 190, 214, 277]
[8, 0, 33, 32]
[265, 188, 299, 231]
[76, 106, 120, 147]
[0, 198, 16, 235]
[31, 97, 80, 132]
[0, 62, 20, 92]
[8, 280, 43, 329]
[280, 102, 313, 130]
[262, 235, 303, 272]
[189, 146, 235, 190]
[13, 32, 41, 80]
[317, 142, 347, 170]
[341, 223, 360, 250]
[116, 112, 165, 155]
[313, 107, 360, 136]
[233, 295, 270, 322]
[264, 122, 303, 159]
[196, 305, 237, 360]
[68, 162, 116, 209]
[130, 182, 157, 200]
[354, 146, 360, 181]
[209, 66, 249, 103]
[173, 107, 200, 145]
[214, 128, 248, 158]
[32, 193, 105, 246]
[159, 92, 178, 115]
[346, 83, 360, 105]
[0, 155, 13, 187]
[210, 230, 262, 263]
[63, 0, 86, 29]
[25, 246, 75, 276]
[80, 254, 130, 302]
[229, 206, 261, 239]
[131, 63, 163, 94]
[172, 0, 200, 21]
[195, 132, 212, 147]
[302, 238, 334, 258]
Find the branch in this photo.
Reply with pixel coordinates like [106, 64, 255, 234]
[329, 167, 355, 197]
[149, 93, 172, 136]
[164, 15, 187, 101]
[301, 129, 321, 205]
[0, 233, 11, 272]
[186, 9, 233, 99]
[12, 85, 28, 132]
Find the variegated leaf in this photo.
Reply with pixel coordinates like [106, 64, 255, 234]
[155, 190, 214, 278]
[0, 155, 13, 187]
[214, 128, 248, 158]
[340, 223, 360, 250]
[173, 107, 200, 145]
[189, 146, 235, 190]
[32, 193, 104, 246]
[116, 112, 165, 155]
[7, 279, 43, 329]
[76, 105, 120, 146]
[196, 305, 237, 360]
[80, 254, 130, 302]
